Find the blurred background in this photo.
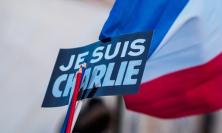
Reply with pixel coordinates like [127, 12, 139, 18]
[1, 0, 222, 133]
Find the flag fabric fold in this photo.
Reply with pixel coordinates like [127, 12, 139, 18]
[100, 0, 222, 118]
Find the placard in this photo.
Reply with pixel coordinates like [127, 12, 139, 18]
[42, 32, 152, 107]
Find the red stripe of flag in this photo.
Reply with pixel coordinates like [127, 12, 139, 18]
[124, 52, 222, 118]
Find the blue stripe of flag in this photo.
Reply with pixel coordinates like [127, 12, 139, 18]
[99, 0, 189, 57]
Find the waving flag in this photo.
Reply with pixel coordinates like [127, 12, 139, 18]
[100, 0, 222, 118]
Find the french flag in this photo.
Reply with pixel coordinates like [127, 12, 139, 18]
[100, 0, 222, 118]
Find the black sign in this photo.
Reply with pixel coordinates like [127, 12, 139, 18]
[42, 32, 152, 107]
